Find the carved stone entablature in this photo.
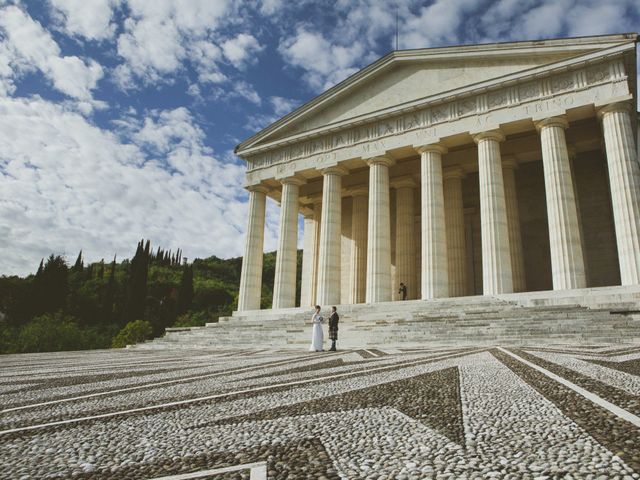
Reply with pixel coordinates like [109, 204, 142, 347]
[244, 58, 627, 177]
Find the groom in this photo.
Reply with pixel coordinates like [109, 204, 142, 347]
[328, 306, 339, 351]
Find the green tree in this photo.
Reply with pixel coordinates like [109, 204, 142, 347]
[0, 275, 33, 326]
[33, 255, 69, 315]
[17, 312, 83, 352]
[174, 310, 214, 327]
[176, 265, 194, 315]
[36, 259, 44, 277]
[103, 255, 117, 322]
[126, 240, 150, 322]
[72, 250, 83, 273]
[0, 239, 305, 354]
[112, 319, 153, 348]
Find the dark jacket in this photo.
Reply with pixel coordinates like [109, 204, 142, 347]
[328, 312, 339, 340]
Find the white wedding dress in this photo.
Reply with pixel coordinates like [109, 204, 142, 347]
[309, 313, 324, 351]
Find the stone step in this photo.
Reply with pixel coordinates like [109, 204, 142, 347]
[136, 285, 640, 349]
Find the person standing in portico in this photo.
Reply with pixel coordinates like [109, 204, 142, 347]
[398, 282, 407, 301]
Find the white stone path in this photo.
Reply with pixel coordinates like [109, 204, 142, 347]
[0, 348, 638, 478]
[529, 349, 640, 396]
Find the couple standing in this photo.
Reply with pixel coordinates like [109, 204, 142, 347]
[309, 305, 339, 352]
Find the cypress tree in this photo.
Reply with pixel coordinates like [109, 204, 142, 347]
[37, 255, 69, 314]
[36, 259, 44, 277]
[126, 239, 150, 321]
[176, 265, 194, 315]
[32, 258, 45, 315]
[72, 251, 83, 273]
[104, 255, 117, 322]
[86, 263, 94, 280]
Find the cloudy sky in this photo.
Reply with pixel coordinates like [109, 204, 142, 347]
[0, 0, 639, 276]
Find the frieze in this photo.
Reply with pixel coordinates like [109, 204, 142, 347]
[518, 81, 540, 101]
[246, 59, 621, 172]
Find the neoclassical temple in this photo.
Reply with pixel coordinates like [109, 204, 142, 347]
[234, 34, 640, 312]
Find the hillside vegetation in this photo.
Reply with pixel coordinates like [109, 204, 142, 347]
[0, 240, 302, 353]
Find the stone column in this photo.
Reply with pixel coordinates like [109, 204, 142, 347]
[340, 198, 353, 305]
[311, 198, 322, 304]
[502, 158, 527, 292]
[392, 176, 417, 300]
[473, 130, 513, 295]
[237, 185, 267, 311]
[366, 156, 395, 303]
[536, 116, 586, 290]
[417, 144, 449, 299]
[316, 166, 348, 306]
[272, 177, 303, 309]
[348, 188, 368, 304]
[598, 102, 640, 285]
[300, 210, 317, 307]
[443, 166, 467, 297]
[414, 214, 422, 299]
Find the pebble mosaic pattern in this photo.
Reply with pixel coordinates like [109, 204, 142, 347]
[0, 345, 639, 479]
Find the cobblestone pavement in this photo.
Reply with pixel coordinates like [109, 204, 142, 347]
[1, 345, 640, 479]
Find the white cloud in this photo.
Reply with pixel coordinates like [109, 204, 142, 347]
[233, 80, 261, 106]
[565, 1, 639, 37]
[222, 33, 263, 69]
[476, 0, 640, 45]
[518, 0, 570, 40]
[0, 5, 103, 100]
[133, 107, 203, 156]
[0, 95, 256, 276]
[334, 0, 396, 46]
[190, 40, 227, 84]
[242, 96, 299, 132]
[279, 27, 364, 91]
[116, 16, 184, 82]
[244, 113, 278, 133]
[402, 0, 482, 49]
[258, 0, 284, 16]
[49, 0, 121, 40]
[48, 55, 104, 99]
[0, 41, 17, 96]
[269, 96, 298, 116]
[114, 0, 234, 86]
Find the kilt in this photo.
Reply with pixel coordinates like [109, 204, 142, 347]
[329, 327, 338, 341]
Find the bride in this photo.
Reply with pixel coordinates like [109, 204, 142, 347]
[309, 305, 324, 352]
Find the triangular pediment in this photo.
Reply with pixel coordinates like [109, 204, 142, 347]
[272, 55, 572, 139]
[237, 34, 637, 156]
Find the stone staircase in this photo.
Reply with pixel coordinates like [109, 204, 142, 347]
[136, 285, 640, 349]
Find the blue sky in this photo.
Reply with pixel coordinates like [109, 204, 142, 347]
[0, 0, 639, 275]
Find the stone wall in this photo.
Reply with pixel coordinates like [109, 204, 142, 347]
[462, 173, 482, 295]
[516, 161, 553, 291]
[573, 151, 620, 287]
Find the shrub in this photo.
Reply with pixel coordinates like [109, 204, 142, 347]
[173, 310, 212, 328]
[16, 312, 84, 352]
[0, 320, 18, 354]
[112, 319, 153, 348]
